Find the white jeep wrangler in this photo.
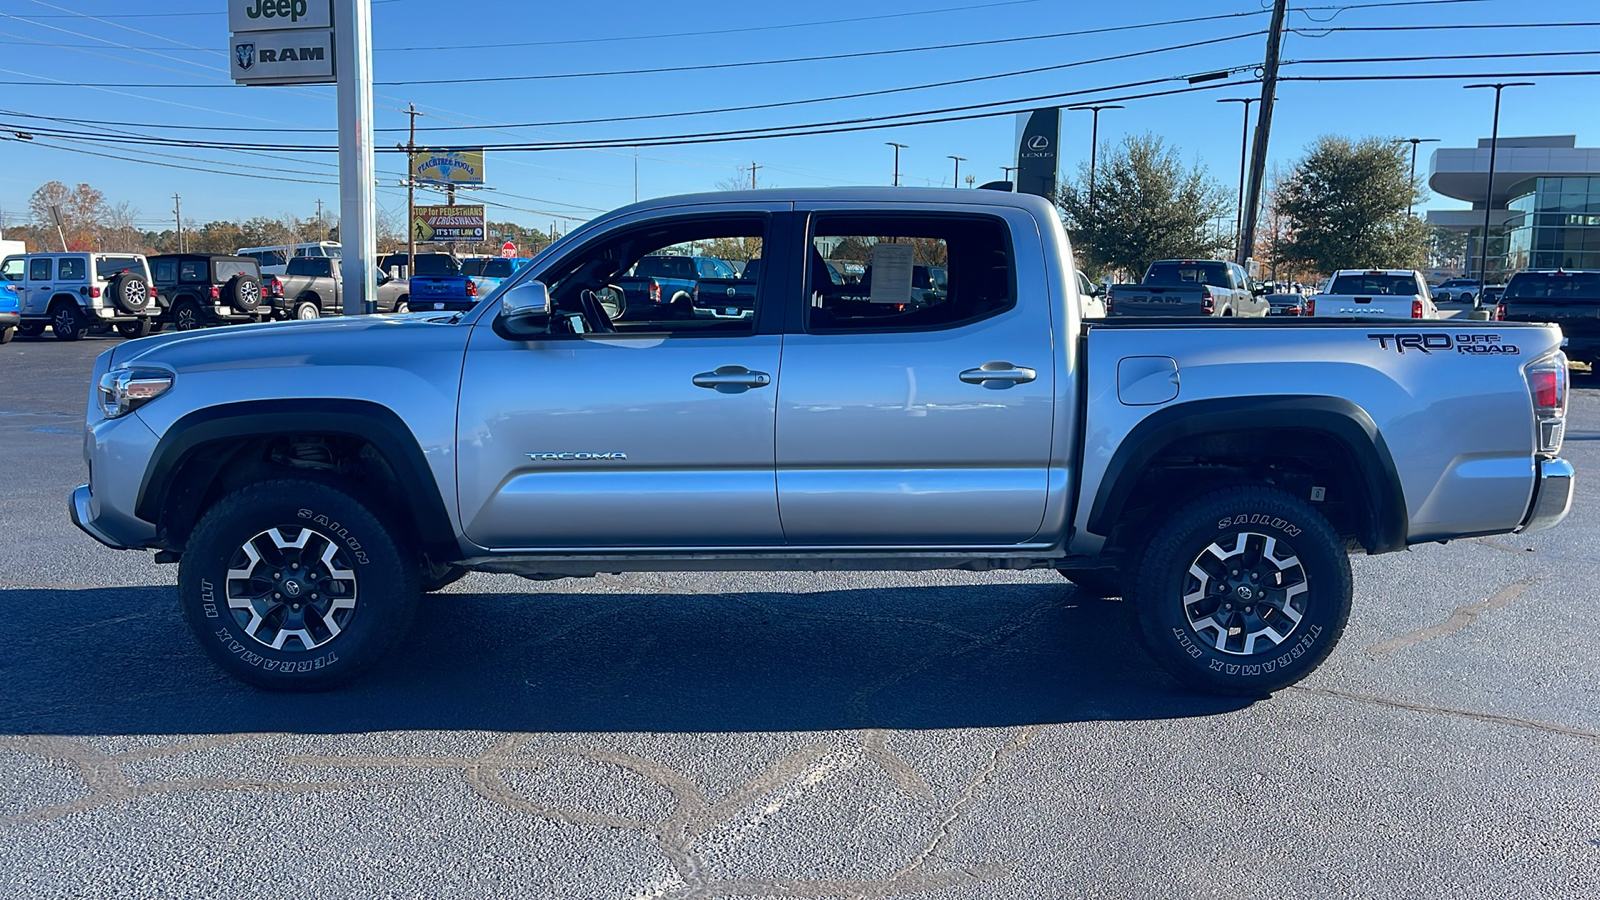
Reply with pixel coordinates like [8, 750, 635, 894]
[1, 251, 156, 341]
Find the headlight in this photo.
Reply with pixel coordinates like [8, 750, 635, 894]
[97, 368, 174, 419]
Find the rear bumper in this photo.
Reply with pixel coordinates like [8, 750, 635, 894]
[0, 311, 19, 328]
[1519, 457, 1575, 534]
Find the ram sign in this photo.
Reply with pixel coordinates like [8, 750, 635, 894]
[410, 149, 486, 187]
[413, 205, 486, 243]
[230, 28, 334, 85]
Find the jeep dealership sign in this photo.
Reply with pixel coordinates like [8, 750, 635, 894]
[229, 0, 335, 86]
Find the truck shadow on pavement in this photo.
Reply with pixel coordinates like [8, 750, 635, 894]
[0, 581, 1253, 735]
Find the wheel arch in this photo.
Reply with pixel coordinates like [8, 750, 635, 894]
[1087, 395, 1407, 555]
[135, 399, 457, 561]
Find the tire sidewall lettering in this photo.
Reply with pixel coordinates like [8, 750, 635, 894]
[297, 507, 369, 565]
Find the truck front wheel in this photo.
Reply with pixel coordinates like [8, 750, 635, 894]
[178, 479, 420, 691]
[1130, 485, 1351, 696]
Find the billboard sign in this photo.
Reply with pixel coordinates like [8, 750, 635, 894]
[230, 28, 334, 85]
[1014, 108, 1061, 199]
[412, 205, 486, 243]
[410, 149, 486, 186]
[230, 0, 332, 34]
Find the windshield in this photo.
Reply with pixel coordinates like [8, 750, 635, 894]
[1328, 274, 1418, 295]
[1505, 272, 1600, 299]
[1145, 261, 1231, 287]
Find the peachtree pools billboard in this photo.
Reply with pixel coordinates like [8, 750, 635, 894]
[410, 148, 485, 186]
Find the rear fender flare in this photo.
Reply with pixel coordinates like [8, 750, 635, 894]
[1087, 395, 1407, 553]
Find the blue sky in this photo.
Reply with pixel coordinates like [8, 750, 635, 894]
[0, 0, 1597, 236]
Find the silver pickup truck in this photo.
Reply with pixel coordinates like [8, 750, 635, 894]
[71, 188, 1574, 696]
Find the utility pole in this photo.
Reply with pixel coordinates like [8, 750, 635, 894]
[947, 155, 965, 188]
[748, 161, 761, 189]
[400, 102, 420, 276]
[315, 198, 325, 242]
[1237, 0, 1288, 266]
[1217, 98, 1258, 256]
[886, 142, 908, 186]
[172, 193, 183, 253]
[1392, 137, 1440, 217]
[634, 147, 639, 202]
[1465, 82, 1534, 303]
[1068, 105, 1122, 206]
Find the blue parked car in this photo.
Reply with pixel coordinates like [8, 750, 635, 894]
[0, 278, 19, 343]
[461, 256, 530, 297]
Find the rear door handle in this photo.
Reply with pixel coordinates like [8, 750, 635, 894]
[693, 365, 772, 393]
[959, 362, 1037, 388]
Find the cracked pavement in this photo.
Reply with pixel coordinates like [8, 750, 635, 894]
[2, 335, 1598, 898]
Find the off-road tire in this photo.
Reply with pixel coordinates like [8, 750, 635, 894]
[1130, 485, 1351, 696]
[171, 299, 205, 331]
[109, 272, 151, 314]
[225, 274, 262, 314]
[178, 479, 420, 691]
[116, 319, 152, 339]
[50, 302, 83, 341]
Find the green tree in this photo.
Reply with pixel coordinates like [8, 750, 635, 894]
[1055, 133, 1230, 279]
[1429, 226, 1468, 271]
[1273, 136, 1430, 272]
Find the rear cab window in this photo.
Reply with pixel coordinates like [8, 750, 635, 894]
[1505, 271, 1600, 299]
[1328, 274, 1419, 295]
[1145, 261, 1231, 288]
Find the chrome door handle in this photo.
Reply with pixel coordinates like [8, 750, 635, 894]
[693, 365, 772, 394]
[959, 362, 1037, 388]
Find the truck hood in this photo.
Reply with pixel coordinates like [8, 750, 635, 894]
[110, 312, 463, 369]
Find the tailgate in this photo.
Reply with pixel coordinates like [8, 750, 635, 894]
[1311, 294, 1416, 318]
[412, 276, 466, 298]
[1502, 298, 1600, 340]
[1111, 287, 1206, 316]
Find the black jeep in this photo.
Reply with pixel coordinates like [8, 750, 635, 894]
[149, 254, 266, 331]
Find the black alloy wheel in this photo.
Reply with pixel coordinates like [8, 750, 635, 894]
[1130, 485, 1351, 695]
[179, 479, 420, 690]
[51, 304, 82, 341]
[172, 300, 204, 331]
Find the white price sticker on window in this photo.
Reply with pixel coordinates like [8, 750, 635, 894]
[868, 242, 915, 304]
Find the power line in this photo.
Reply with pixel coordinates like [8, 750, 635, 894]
[1287, 49, 1600, 65]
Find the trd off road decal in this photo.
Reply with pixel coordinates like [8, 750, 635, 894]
[1368, 333, 1520, 355]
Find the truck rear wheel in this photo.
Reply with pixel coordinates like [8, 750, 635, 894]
[50, 303, 83, 341]
[178, 479, 420, 691]
[1130, 485, 1350, 696]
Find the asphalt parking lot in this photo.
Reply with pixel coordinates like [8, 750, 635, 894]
[2, 332, 1598, 899]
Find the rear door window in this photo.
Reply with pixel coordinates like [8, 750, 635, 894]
[179, 260, 206, 282]
[58, 257, 87, 281]
[806, 214, 1013, 332]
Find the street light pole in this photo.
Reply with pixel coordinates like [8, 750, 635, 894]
[1217, 98, 1258, 256]
[947, 155, 966, 188]
[1001, 165, 1018, 185]
[886, 142, 909, 186]
[1464, 82, 1534, 306]
[1391, 137, 1440, 217]
[1069, 105, 1122, 206]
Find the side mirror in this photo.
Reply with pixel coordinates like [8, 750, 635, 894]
[498, 280, 551, 338]
[1252, 284, 1268, 296]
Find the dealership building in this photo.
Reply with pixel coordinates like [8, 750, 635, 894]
[1427, 135, 1600, 282]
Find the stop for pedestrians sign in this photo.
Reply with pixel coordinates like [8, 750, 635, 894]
[500, 241, 517, 258]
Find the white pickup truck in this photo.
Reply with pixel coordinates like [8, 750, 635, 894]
[1308, 269, 1439, 320]
[71, 188, 1574, 696]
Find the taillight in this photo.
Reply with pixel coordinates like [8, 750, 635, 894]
[1305, 296, 1315, 315]
[210, 286, 221, 300]
[1200, 289, 1214, 315]
[1104, 287, 1114, 314]
[1495, 302, 1506, 321]
[1526, 354, 1569, 454]
[649, 279, 661, 304]
[89, 286, 101, 299]
[466, 279, 478, 297]
[265, 277, 282, 297]
[1411, 299, 1423, 319]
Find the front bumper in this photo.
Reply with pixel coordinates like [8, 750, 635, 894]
[1519, 457, 1575, 534]
[71, 484, 134, 549]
